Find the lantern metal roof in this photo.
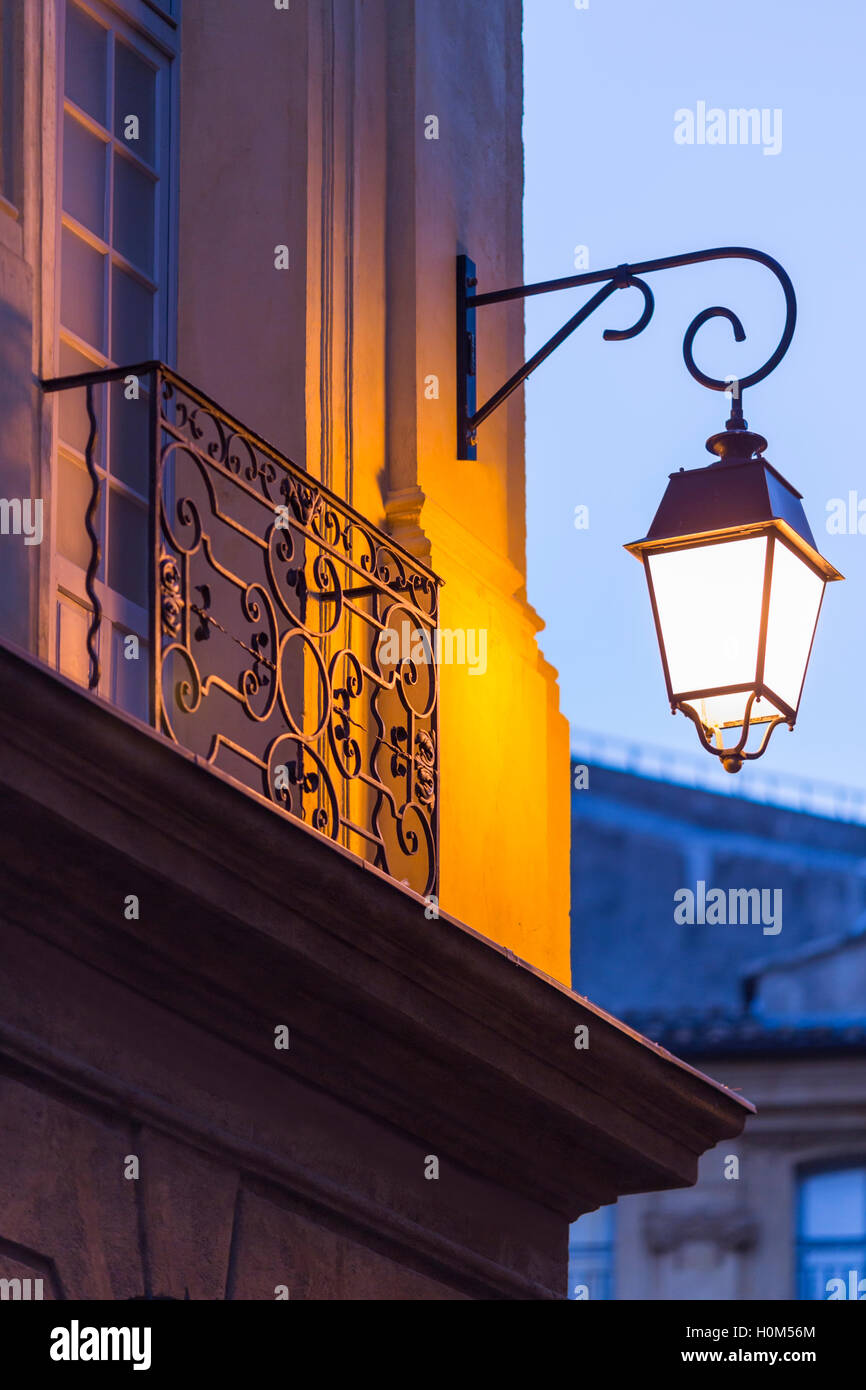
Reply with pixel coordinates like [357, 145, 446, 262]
[626, 429, 842, 584]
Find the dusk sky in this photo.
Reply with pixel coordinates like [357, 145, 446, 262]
[523, 0, 865, 792]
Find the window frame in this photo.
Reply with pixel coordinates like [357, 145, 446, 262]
[47, 0, 179, 706]
[0, 0, 23, 216]
[795, 1158, 866, 1301]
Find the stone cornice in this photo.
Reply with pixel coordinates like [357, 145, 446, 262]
[0, 642, 752, 1239]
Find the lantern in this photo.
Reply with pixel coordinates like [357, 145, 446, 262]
[626, 414, 842, 772]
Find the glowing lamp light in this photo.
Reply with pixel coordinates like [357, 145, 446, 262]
[626, 411, 842, 772]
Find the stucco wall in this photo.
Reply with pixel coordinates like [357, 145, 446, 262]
[176, 0, 572, 981]
[177, 0, 309, 465]
[0, 0, 571, 978]
[385, 0, 571, 979]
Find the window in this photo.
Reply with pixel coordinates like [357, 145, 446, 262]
[0, 0, 21, 206]
[796, 1164, 866, 1300]
[55, 0, 177, 716]
[569, 1205, 616, 1300]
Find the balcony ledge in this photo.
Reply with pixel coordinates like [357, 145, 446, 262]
[0, 639, 753, 1298]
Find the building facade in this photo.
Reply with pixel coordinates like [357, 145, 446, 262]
[570, 749, 866, 1301]
[0, 1, 749, 1300]
[3, 0, 573, 969]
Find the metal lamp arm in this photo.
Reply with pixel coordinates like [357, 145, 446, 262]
[457, 246, 796, 458]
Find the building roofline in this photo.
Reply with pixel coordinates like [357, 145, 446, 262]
[571, 729, 866, 827]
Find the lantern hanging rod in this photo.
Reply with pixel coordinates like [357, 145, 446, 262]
[457, 245, 796, 459]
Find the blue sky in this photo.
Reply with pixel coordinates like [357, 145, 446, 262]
[523, 0, 866, 790]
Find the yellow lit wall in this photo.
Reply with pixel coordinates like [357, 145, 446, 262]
[383, 0, 572, 982]
[177, 0, 572, 984]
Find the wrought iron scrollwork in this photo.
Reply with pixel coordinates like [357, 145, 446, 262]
[154, 368, 441, 896]
[41, 361, 441, 898]
[679, 694, 789, 776]
[458, 245, 796, 457]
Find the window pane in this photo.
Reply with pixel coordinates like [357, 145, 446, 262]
[61, 228, 106, 350]
[114, 42, 155, 166]
[572, 1207, 615, 1244]
[63, 113, 107, 238]
[110, 377, 151, 495]
[111, 265, 154, 363]
[57, 591, 94, 689]
[113, 153, 155, 274]
[57, 342, 105, 460]
[569, 1207, 615, 1301]
[65, 3, 107, 125]
[802, 1169, 866, 1239]
[798, 1244, 866, 1300]
[1, 0, 21, 203]
[57, 454, 101, 569]
[108, 485, 148, 606]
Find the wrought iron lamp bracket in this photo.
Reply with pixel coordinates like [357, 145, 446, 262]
[457, 246, 796, 459]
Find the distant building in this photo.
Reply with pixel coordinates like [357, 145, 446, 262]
[570, 744, 866, 1301]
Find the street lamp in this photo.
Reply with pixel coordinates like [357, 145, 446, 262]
[625, 398, 841, 772]
[456, 245, 842, 771]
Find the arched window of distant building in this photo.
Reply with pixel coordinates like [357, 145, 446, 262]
[796, 1162, 866, 1300]
[568, 1205, 615, 1300]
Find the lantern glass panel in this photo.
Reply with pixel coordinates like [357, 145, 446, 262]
[647, 536, 768, 697]
[763, 540, 825, 711]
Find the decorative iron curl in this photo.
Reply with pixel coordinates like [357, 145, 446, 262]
[604, 250, 796, 394]
[602, 271, 655, 341]
[678, 692, 790, 775]
[675, 248, 797, 394]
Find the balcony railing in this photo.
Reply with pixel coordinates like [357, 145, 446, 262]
[43, 362, 441, 896]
